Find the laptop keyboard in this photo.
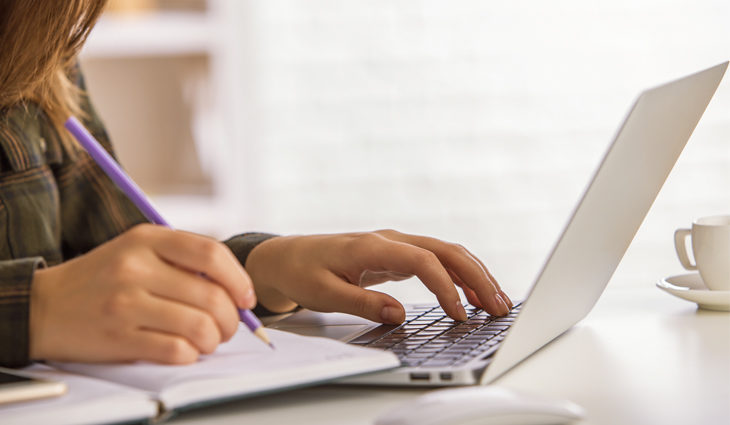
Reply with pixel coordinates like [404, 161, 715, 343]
[350, 303, 521, 368]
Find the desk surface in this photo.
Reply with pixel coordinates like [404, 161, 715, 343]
[170, 283, 730, 425]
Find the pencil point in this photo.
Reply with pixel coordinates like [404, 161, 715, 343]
[253, 326, 274, 349]
[269, 343, 276, 350]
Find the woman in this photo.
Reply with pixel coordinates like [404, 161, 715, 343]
[0, 0, 512, 368]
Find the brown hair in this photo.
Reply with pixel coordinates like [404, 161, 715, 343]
[0, 0, 107, 146]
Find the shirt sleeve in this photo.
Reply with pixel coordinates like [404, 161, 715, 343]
[0, 258, 45, 367]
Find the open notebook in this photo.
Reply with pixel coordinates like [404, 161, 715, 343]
[1, 326, 399, 425]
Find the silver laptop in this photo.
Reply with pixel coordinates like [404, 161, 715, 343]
[269, 62, 728, 386]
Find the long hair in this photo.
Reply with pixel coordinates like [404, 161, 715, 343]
[0, 0, 107, 147]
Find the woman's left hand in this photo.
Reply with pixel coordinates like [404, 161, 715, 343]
[244, 230, 513, 324]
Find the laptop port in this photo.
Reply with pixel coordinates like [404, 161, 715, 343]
[439, 372, 453, 381]
[409, 373, 431, 382]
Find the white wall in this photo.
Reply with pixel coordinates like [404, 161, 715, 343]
[88, 0, 730, 299]
[222, 0, 729, 296]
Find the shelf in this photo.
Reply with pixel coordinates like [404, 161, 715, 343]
[79, 4, 244, 237]
[82, 11, 214, 58]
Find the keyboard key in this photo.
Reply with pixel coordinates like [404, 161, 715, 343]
[404, 351, 436, 357]
[410, 329, 445, 335]
[413, 344, 446, 354]
[454, 322, 482, 329]
[409, 317, 438, 323]
[433, 335, 462, 343]
[441, 345, 473, 354]
[391, 341, 422, 349]
[483, 324, 511, 331]
[362, 301, 522, 369]
[427, 355, 463, 364]
[427, 322, 455, 328]
[408, 306, 432, 311]
[474, 328, 501, 334]
[404, 337, 436, 343]
[412, 344, 446, 350]
[421, 359, 459, 367]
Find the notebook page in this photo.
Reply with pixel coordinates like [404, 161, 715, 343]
[53, 326, 399, 410]
[0, 365, 157, 425]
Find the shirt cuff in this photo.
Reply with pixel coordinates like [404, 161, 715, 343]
[223, 232, 282, 316]
[0, 257, 46, 367]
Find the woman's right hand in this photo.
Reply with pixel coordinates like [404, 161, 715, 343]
[28, 224, 255, 364]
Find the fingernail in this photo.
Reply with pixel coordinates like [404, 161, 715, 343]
[380, 306, 403, 324]
[494, 293, 509, 316]
[500, 292, 513, 309]
[456, 301, 467, 321]
[244, 288, 256, 308]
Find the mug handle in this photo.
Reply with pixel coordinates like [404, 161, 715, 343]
[674, 228, 697, 270]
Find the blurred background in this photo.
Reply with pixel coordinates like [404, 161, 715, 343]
[81, 0, 730, 300]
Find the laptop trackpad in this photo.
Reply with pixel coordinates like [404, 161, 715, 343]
[267, 309, 378, 341]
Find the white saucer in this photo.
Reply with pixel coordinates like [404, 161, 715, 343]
[656, 273, 730, 312]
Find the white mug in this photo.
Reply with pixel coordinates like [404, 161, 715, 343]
[674, 215, 730, 291]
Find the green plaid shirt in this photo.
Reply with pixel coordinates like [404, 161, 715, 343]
[0, 73, 275, 367]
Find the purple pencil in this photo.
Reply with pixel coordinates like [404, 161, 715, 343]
[65, 116, 273, 349]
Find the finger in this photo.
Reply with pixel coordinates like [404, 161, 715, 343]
[447, 269, 482, 308]
[310, 271, 406, 324]
[445, 257, 508, 316]
[358, 270, 413, 287]
[134, 291, 222, 355]
[346, 234, 467, 321]
[467, 251, 513, 309]
[379, 231, 509, 315]
[129, 225, 255, 309]
[126, 330, 200, 364]
[447, 250, 509, 316]
[144, 266, 240, 342]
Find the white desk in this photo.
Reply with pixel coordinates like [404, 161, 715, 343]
[170, 283, 730, 425]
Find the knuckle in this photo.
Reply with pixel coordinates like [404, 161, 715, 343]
[102, 291, 135, 317]
[348, 232, 383, 252]
[352, 291, 375, 318]
[108, 254, 143, 277]
[450, 242, 469, 255]
[219, 318, 238, 342]
[197, 239, 226, 267]
[415, 249, 440, 268]
[357, 232, 381, 243]
[202, 285, 229, 311]
[188, 313, 211, 338]
[188, 314, 218, 353]
[127, 223, 156, 240]
[161, 337, 196, 364]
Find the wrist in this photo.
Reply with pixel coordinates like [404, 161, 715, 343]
[29, 266, 57, 360]
[246, 236, 299, 313]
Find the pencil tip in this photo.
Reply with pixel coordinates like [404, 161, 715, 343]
[269, 343, 276, 350]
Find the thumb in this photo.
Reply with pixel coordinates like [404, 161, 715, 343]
[318, 273, 405, 324]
